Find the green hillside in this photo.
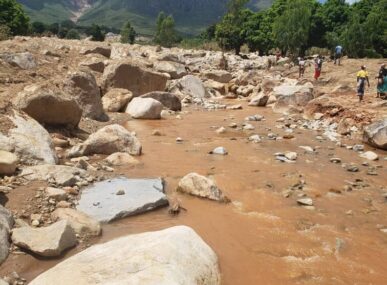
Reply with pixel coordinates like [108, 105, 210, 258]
[18, 0, 273, 35]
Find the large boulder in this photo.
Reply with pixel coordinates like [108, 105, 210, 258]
[68, 124, 142, 157]
[170, 75, 209, 99]
[0, 112, 58, 165]
[154, 61, 187, 79]
[363, 119, 387, 150]
[0, 205, 14, 264]
[105, 152, 140, 166]
[77, 177, 168, 223]
[79, 58, 105, 73]
[20, 164, 86, 186]
[102, 88, 133, 112]
[11, 220, 76, 257]
[304, 95, 344, 119]
[177, 173, 229, 202]
[203, 70, 232, 83]
[0, 52, 37, 69]
[272, 82, 314, 113]
[13, 85, 82, 127]
[29, 226, 220, 285]
[63, 70, 104, 120]
[101, 60, 168, 96]
[51, 208, 101, 236]
[140, 91, 182, 111]
[125, 98, 163, 119]
[0, 150, 18, 175]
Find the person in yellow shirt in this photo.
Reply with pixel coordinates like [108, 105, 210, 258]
[356, 65, 370, 102]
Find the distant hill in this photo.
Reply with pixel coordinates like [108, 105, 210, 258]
[18, 0, 273, 35]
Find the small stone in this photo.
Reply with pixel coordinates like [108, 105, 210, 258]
[346, 164, 359, 172]
[297, 198, 313, 206]
[248, 135, 261, 143]
[209, 147, 228, 155]
[57, 201, 71, 208]
[216, 127, 226, 134]
[31, 220, 40, 227]
[152, 130, 162, 136]
[243, 124, 255, 130]
[228, 123, 237, 128]
[353, 144, 365, 152]
[226, 104, 242, 110]
[314, 113, 324, 120]
[299, 146, 314, 153]
[285, 152, 297, 161]
[45, 187, 67, 201]
[360, 151, 379, 161]
[330, 157, 341, 163]
[176, 137, 183, 143]
[116, 190, 125, 195]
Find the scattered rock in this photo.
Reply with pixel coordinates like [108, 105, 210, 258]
[140, 91, 182, 111]
[0, 205, 14, 264]
[297, 198, 313, 206]
[154, 61, 187, 79]
[77, 178, 168, 223]
[209, 147, 228, 155]
[248, 93, 269, 107]
[0, 151, 18, 175]
[80, 46, 111, 58]
[51, 208, 101, 236]
[0, 111, 58, 165]
[125, 98, 163, 119]
[177, 173, 229, 202]
[11, 220, 76, 257]
[105, 152, 140, 166]
[20, 165, 86, 186]
[102, 88, 133, 112]
[363, 119, 387, 150]
[1, 52, 36, 69]
[171, 75, 209, 98]
[203, 70, 232, 83]
[45, 187, 67, 201]
[63, 70, 105, 120]
[13, 85, 82, 127]
[29, 226, 220, 285]
[68, 124, 142, 157]
[248, 135, 261, 143]
[101, 60, 168, 96]
[360, 151, 379, 161]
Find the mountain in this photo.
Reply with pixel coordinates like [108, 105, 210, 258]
[18, 0, 273, 35]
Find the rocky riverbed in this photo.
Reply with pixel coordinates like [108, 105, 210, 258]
[0, 37, 386, 285]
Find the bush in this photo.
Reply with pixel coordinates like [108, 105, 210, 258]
[89, 24, 105, 42]
[65, 29, 80, 40]
[0, 24, 11, 41]
[120, 21, 136, 44]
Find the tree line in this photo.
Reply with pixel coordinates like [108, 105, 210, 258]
[1, 0, 385, 58]
[211, 0, 386, 58]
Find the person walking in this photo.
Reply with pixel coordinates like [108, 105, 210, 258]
[375, 63, 387, 98]
[334, 45, 343, 65]
[356, 65, 370, 102]
[314, 56, 323, 80]
[298, 57, 306, 78]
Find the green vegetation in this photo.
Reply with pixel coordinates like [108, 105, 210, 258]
[88, 24, 105, 42]
[154, 12, 179, 47]
[0, 0, 29, 35]
[120, 21, 137, 44]
[65, 28, 80, 39]
[211, 0, 386, 57]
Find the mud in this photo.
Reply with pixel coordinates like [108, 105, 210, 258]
[1, 101, 386, 285]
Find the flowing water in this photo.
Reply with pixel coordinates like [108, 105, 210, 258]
[2, 102, 387, 284]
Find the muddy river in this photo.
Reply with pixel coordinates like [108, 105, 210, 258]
[2, 101, 387, 285]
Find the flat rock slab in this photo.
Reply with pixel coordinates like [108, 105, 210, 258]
[76, 178, 168, 223]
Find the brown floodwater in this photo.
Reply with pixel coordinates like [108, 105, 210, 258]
[1, 101, 387, 285]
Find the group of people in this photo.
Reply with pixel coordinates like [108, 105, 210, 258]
[296, 45, 386, 103]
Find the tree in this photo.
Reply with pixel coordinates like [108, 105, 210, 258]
[31, 21, 46, 34]
[154, 12, 178, 47]
[65, 29, 80, 40]
[273, 0, 312, 57]
[0, 0, 29, 35]
[120, 21, 136, 44]
[215, 0, 249, 54]
[89, 24, 105, 41]
[48, 23, 59, 35]
[363, 0, 387, 57]
[0, 24, 11, 41]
